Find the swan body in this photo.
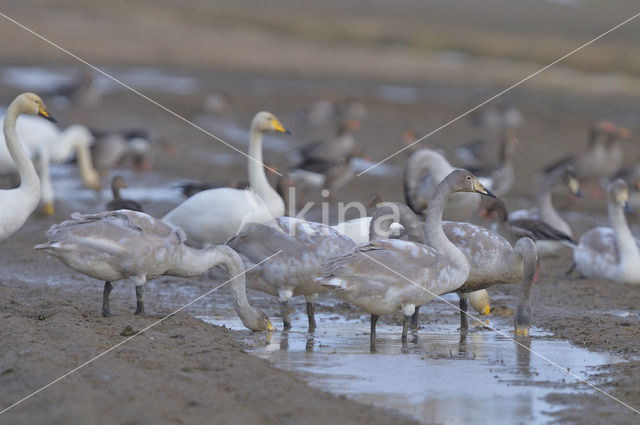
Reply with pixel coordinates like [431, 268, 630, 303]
[227, 216, 357, 330]
[331, 216, 404, 246]
[573, 179, 640, 284]
[0, 93, 56, 240]
[35, 210, 273, 330]
[319, 170, 496, 351]
[0, 116, 99, 214]
[163, 112, 289, 246]
[404, 149, 483, 221]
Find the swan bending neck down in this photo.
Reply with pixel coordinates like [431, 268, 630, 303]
[515, 238, 538, 337]
[0, 93, 56, 241]
[573, 179, 640, 284]
[35, 210, 273, 331]
[227, 216, 357, 331]
[162, 111, 289, 246]
[319, 170, 496, 352]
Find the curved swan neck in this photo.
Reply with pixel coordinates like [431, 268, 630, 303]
[515, 238, 537, 305]
[248, 121, 284, 217]
[171, 245, 262, 329]
[424, 178, 467, 267]
[609, 202, 639, 265]
[536, 173, 567, 233]
[4, 99, 39, 191]
[76, 143, 98, 187]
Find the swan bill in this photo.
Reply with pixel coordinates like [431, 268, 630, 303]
[37, 105, 57, 123]
[267, 320, 275, 332]
[515, 326, 529, 337]
[483, 303, 491, 316]
[568, 177, 583, 198]
[271, 118, 292, 134]
[472, 179, 496, 198]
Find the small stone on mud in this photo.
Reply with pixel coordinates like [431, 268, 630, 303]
[120, 325, 136, 337]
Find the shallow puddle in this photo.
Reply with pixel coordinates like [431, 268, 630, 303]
[202, 311, 621, 425]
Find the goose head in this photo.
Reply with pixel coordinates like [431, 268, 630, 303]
[251, 111, 292, 134]
[609, 178, 632, 213]
[447, 169, 496, 198]
[16, 93, 56, 122]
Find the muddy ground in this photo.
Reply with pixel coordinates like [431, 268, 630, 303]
[1, 1, 640, 424]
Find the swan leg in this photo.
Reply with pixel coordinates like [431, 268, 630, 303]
[410, 306, 420, 329]
[459, 296, 469, 331]
[134, 285, 145, 316]
[102, 281, 113, 317]
[306, 301, 316, 332]
[370, 314, 379, 353]
[402, 315, 411, 341]
[280, 301, 292, 330]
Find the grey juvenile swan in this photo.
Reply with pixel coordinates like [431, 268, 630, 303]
[318, 170, 496, 352]
[35, 210, 273, 331]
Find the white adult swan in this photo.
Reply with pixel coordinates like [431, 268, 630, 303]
[404, 148, 489, 221]
[0, 116, 100, 215]
[572, 179, 640, 284]
[35, 210, 273, 331]
[227, 217, 357, 331]
[0, 93, 56, 241]
[319, 170, 496, 352]
[163, 112, 289, 246]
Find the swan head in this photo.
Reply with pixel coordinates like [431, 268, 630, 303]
[562, 166, 583, 198]
[468, 290, 491, 316]
[609, 178, 631, 213]
[18, 93, 56, 123]
[514, 310, 530, 337]
[447, 169, 496, 198]
[252, 111, 292, 135]
[252, 311, 275, 332]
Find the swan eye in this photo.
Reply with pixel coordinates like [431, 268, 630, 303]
[466, 176, 471, 180]
[263, 316, 268, 321]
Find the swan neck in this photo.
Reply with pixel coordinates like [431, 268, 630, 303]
[76, 144, 98, 187]
[609, 203, 639, 264]
[369, 202, 423, 242]
[424, 180, 467, 269]
[248, 125, 284, 217]
[3, 101, 39, 191]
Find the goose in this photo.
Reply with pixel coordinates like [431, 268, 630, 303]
[318, 170, 496, 352]
[35, 210, 273, 330]
[227, 217, 356, 331]
[404, 148, 488, 221]
[292, 119, 361, 166]
[44, 69, 101, 107]
[572, 179, 640, 284]
[163, 112, 289, 246]
[480, 197, 576, 247]
[0, 93, 56, 241]
[509, 164, 582, 255]
[89, 129, 153, 176]
[543, 121, 627, 187]
[106, 175, 143, 212]
[0, 117, 100, 215]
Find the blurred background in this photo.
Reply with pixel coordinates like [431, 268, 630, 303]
[0, 0, 638, 216]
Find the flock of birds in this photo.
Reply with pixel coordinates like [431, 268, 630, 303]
[1, 89, 639, 353]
